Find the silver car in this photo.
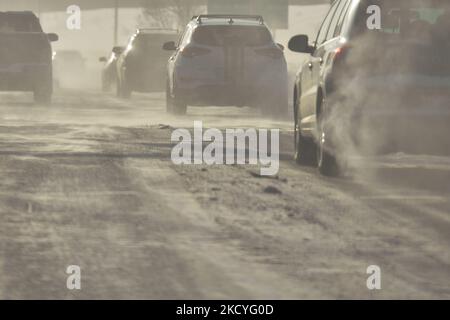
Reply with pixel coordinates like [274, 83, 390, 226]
[163, 15, 288, 115]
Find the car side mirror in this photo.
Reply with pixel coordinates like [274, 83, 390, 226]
[99, 57, 107, 63]
[47, 33, 59, 42]
[112, 46, 124, 55]
[277, 43, 285, 51]
[288, 35, 313, 54]
[163, 41, 177, 51]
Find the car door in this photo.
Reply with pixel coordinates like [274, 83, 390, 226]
[299, 0, 342, 134]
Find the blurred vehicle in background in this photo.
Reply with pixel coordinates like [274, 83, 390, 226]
[99, 46, 125, 92]
[163, 15, 288, 116]
[289, 0, 450, 176]
[0, 11, 58, 104]
[116, 28, 179, 98]
[53, 50, 86, 89]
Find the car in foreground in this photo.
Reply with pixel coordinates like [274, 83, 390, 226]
[0, 11, 58, 104]
[163, 15, 288, 115]
[99, 46, 124, 92]
[116, 29, 179, 98]
[289, 0, 450, 176]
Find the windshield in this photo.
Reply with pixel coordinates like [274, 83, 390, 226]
[134, 34, 178, 50]
[0, 13, 42, 32]
[192, 26, 273, 47]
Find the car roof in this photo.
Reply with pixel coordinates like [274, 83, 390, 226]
[0, 11, 37, 16]
[189, 15, 267, 27]
[135, 28, 179, 35]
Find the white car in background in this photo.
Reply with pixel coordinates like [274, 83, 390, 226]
[163, 14, 288, 116]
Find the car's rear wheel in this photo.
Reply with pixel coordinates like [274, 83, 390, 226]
[294, 123, 317, 166]
[166, 83, 187, 115]
[165, 84, 173, 114]
[34, 85, 52, 105]
[116, 79, 122, 98]
[316, 99, 340, 177]
[120, 80, 132, 99]
[117, 71, 132, 99]
[294, 91, 316, 165]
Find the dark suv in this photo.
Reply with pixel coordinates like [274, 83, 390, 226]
[289, 0, 450, 176]
[0, 11, 58, 104]
[163, 15, 288, 116]
[116, 29, 179, 98]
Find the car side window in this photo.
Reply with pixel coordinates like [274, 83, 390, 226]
[326, 0, 350, 40]
[315, 0, 341, 46]
[334, 0, 352, 37]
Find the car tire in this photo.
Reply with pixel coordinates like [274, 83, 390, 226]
[166, 83, 174, 114]
[166, 83, 187, 115]
[123, 85, 132, 99]
[120, 80, 132, 99]
[117, 71, 132, 99]
[294, 122, 317, 166]
[34, 86, 52, 105]
[294, 89, 316, 165]
[316, 99, 340, 177]
[116, 80, 122, 98]
[173, 97, 187, 115]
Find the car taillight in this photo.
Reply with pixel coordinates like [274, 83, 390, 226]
[331, 45, 353, 83]
[332, 46, 350, 66]
[255, 47, 283, 59]
[180, 46, 211, 58]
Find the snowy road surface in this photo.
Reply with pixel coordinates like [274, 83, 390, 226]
[0, 90, 449, 299]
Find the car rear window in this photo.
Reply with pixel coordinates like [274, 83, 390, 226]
[0, 13, 42, 32]
[135, 34, 179, 50]
[192, 26, 273, 47]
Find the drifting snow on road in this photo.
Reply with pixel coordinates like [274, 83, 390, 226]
[0, 90, 448, 299]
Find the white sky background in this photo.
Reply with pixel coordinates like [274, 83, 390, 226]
[39, 5, 329, 66]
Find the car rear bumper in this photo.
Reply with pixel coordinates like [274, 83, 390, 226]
[174, 60, 287, 106]
[0, 63, 52, 91]
[176, 84, 283, 107]
[125, 66, 167, 92]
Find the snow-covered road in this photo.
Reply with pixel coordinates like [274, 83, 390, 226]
[0, 90, 448, 299]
